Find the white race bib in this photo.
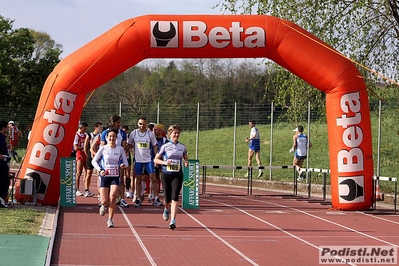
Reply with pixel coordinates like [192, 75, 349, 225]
[105, 164, 119, 176]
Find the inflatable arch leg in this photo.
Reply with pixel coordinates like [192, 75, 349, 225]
[15, 15, 373, 210]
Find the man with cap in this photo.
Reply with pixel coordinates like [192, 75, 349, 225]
[8, 121, 21, 163]
[290, 125, 312, 180]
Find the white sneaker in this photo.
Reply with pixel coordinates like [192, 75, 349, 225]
[84, 190, 94, 197]
[120, 199, 129, 208]
[76, 189, 83, 196]
[153, 198, 163, 206]
[258, 169, 263, 178]
[107, 219, 114, 228]
[148, 194, 154, 203]
[134, 199, 142, 207]
[125, 191, 133, 198]
[163, 208, 169, 221]
[99, 205, 107, 216]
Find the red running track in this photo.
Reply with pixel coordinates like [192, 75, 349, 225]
[50, 182, 399, 266]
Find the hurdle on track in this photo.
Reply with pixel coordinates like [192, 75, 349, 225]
[298, 167, 331, 200]
[372, 175, 397, 214]
[201, 165, 295, 196]
[201, 164, 333, 202]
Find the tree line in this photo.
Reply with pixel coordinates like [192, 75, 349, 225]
[0, 15, 61, 110]
[2, 1, 398, 132]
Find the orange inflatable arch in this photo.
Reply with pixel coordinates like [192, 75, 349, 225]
[16, 15, 374, 210]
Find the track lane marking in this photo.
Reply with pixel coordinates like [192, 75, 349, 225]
[208, 196, 399, 249]
[357, 211, 399, 225]
[179, 207, 260, 266]
[200, 198, 355, 265]
[119, 206, 157, 266]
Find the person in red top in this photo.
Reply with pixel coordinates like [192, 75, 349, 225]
[74, 121, 88, 196]
[8, 121, 21, 162]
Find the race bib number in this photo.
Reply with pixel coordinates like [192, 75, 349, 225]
[105, 165, 119, 176]
[167, 160, 181, 172]
[138, 142, 148, 149]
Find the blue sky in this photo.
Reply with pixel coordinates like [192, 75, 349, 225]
[1, 0, 225, 58]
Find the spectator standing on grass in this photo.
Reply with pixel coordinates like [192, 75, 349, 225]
[244, 120, 263, 178]
[74, 121, 88, 196]
[83, 122, 103, 197]
[92, 128, 128, 228]
[0, 120, 10, 208]
[290, 125, 312, 180]
[8, 121, 21, 162]
[154, 124, 188, 230]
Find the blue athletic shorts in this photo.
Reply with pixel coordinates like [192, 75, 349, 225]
[134, 161, 156, 175]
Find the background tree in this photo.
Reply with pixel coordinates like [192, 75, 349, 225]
[0, 15, 62, 111]
[217, 0, 399, 122]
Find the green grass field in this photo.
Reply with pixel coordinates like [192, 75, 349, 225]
[178, 121, 397, 194]
[0, 207, 45, 235]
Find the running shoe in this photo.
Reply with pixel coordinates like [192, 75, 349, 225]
[125, 191, 133, 199]
[76, 189, 84, 196]
[120, 199, 129, 208]
[148, 194, 153, 203]
[163, 208, 169, 221]
[107, 219, 114, 228]
[99, 205, 107, 216]
[169, 219, 176, 230]
[134, 199, 142, 208]
[258, 169, 263, 178]
[84, 190, 94, 197]
[153, 198, 163, 206]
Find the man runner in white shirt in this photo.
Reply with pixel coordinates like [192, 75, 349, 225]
[125, 117, 158, 207]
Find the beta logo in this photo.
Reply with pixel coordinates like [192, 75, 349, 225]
[338, 175, 364, 203]
[150, 20, 265, 49]
[150, 21, 178, 48]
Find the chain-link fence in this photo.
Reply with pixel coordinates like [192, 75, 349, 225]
[1, 100, 398, 184]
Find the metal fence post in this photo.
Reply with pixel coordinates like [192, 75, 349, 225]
[269, 102, 274, 180]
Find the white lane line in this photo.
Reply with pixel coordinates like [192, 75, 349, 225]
[119, 206, 157, 266]
[179, 207, 260, 266]
[229, 196, 399, 248]
[357, 211, 399, 225]
[200, 198, 354, 265]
